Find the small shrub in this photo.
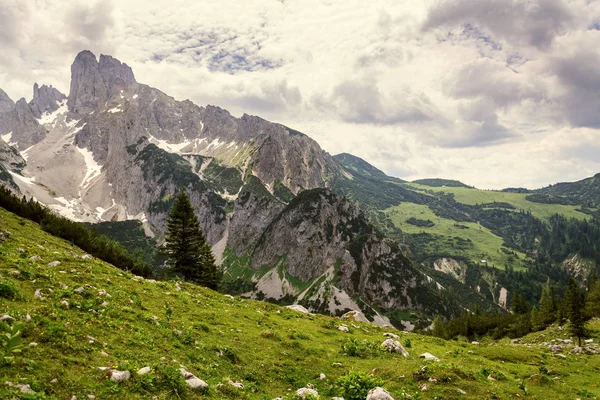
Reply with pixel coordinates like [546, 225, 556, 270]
[341, 338, 379, 358]
[155, 365, 187, 394]
[403, 338, 412, 348]
[0, 322, 24, 364]
[336, 370, 384, 400]
[0, 279, 19, 300]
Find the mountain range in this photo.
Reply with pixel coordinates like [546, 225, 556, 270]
[1, 50, 599, 329]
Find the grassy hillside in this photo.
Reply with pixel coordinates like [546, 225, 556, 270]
[386, 203, 529, 271]
[407, 184, 587, 222]
[2, 207, 600, 399]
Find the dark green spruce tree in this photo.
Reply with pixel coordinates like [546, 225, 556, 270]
[564, 278, 587, 346]
[163, 189, 220, 289]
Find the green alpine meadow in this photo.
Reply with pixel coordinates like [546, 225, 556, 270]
[2, 207, 600, 399]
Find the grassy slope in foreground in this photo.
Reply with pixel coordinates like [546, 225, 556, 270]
[1, 207, 600, 400]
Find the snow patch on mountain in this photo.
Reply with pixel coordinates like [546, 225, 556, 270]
[38, 100, 67, 127]
[7, 170, 36, 185]
[149, 135, 192, 154]
[1, 132, 12, 144]
[20, 145, 35, 161]
[50, 197, 84, 222]
[76, 146, 102, 189]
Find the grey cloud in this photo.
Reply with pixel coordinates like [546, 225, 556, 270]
[552, 51, 600, 128]
[0, 1, 30, 47]
[423, 0, 575, 49]
[201, 80, 302, 117]
[327, 79, 434, 125]
[445, 58, 544, 106]
[66, 1, 115, 43]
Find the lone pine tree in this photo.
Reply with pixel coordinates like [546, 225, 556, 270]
[565, 278, 587, 346]
[163, 189, 220, 289]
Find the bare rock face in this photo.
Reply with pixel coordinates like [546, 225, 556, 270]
[228, 191, 285, 256]
[250, 189, 457, 317]
[68, 51, 136, 115]
[0, 89, 15, 113]
[29, 83, 67, 118]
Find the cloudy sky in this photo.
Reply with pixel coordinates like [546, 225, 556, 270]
[1, 0, 599, 189]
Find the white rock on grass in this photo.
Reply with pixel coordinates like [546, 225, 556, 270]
[60, 300, 69, 308]
[109, 370, 130, 382]
[295, 387, 319, 398]
[0, 314, 15, 322]
[319, 373, 326, 380]
[419, 352, 440, 362]
[180, 368, 208, 390]
[338, 325, 349, 332]
[47, 261, 61, 267]
[471, 341, 480, 345]
[29, 255, 41, 262]
[137, 367, 151, 375]
[286, 304, 310, 314]
[366, 387, 395, 400]
[5, 382, 36, 395]
[74, 287, 85, 294]
[228, 380, 243, 389]
[381, 339, 409, 357]
[383, 332, 400, 339]
[34, 289, 45, 299]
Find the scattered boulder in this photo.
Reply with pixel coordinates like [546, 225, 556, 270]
[471, 341, 479, 345]
[137, 367, 151, 375]
[60, 300, 69, 308]
[555, 354, 567, 359]
[366, 387, 395, 400]
[419, 352, 440, 362]
[109, 370, 130, 382]
[5, 381, 36, 394]
[286, 304, 310, 314]
[46, 261, 61, 267]
[381, 339, 409, 357]
[81, 254, 92, 259]
[487, 375, 496, 382]
[229, 380, 243, 389]
[180, 368, 208, 390]
[338, 325, 349, 332]
[319, 373, 326, 380]
[224, 294, 234, 299]
[585, 339, 594, 344]
[34, 289, 45, 299]
[74, 287, 85, 294]
[295, 387, 319, 398]
[547, 344, 562, 353]
[341, 310, 370, 323]
[0, 314, 15, 323]
[383, 332, 399, 339]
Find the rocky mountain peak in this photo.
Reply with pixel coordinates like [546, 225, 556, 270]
[0, 89, 15, 113]
[68, 50, 137, 115]
[29, 83, 67, 118]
